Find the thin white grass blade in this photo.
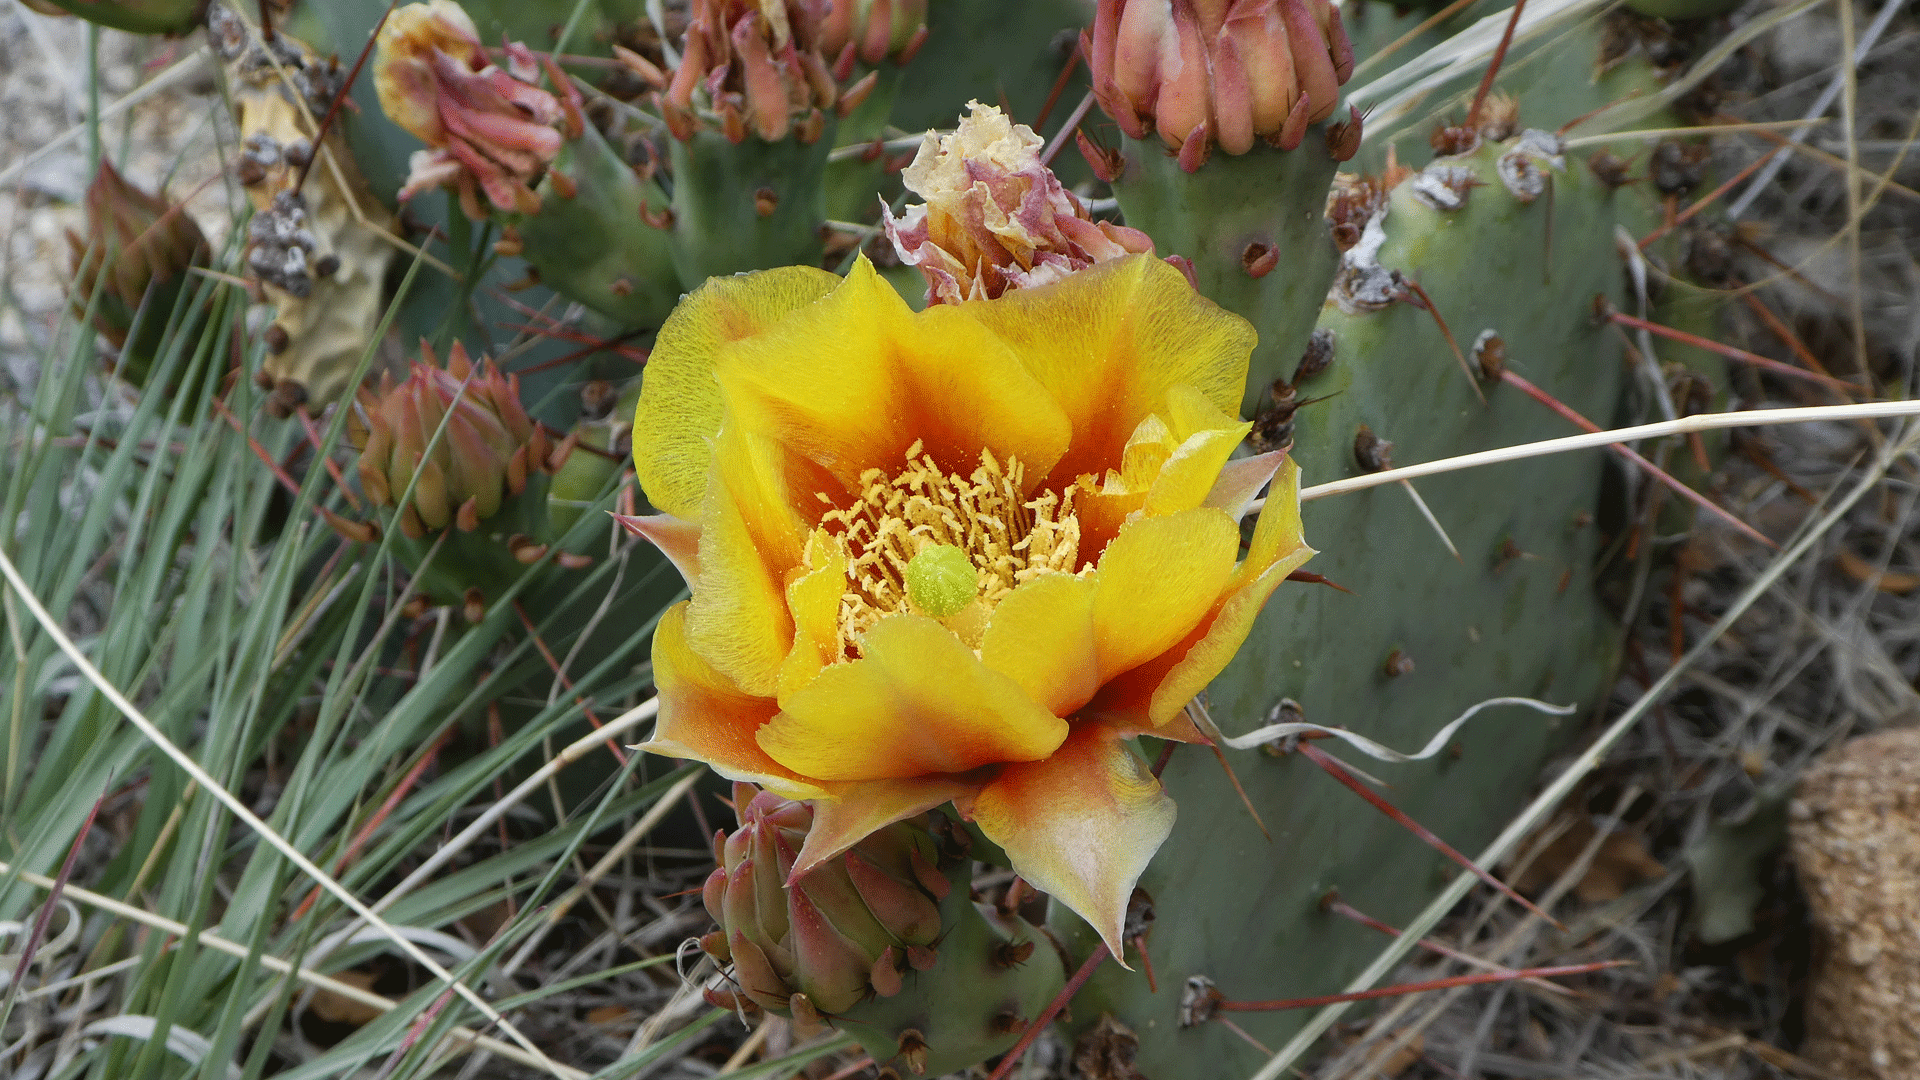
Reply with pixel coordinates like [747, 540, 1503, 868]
[1344, 0, 1607, 138]
[1397, 480, 1461, 561]
[0, 549, 569, 1079]
[1240, 401, 1920, 513]
[1246, 424, 1920, 1080]
[81, 1017, 242, 1080]
[312, 924, 480, 967]
[303, 696, 661, 972]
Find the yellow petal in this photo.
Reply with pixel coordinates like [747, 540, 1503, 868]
[1201, 449, 1286, 520]
[964, 723, 1175, 963]
[791, 775, 981, 879]
[1143, 461, 1313, 721]
[631, 264, 841, 518]
[980, 572, 1102, 716]
[613, 512, 702, 586]
[1232, 455, 1311, 593]
[685, 434, 805, 696]
[1144, 386, 1252, 515]
[637, 603, 826, 801]
[776, 529, 848, 698]
[1091, 508, 1240, 681]
[1088, 459, 1314, 728]
[959, 255, 1255, 488]
[757, 614, 1069, 781]
[713, 257, 1071, 493]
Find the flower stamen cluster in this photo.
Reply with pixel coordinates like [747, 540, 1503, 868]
[817, 442, 1083, 649]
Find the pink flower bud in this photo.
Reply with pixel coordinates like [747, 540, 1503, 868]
[698, 786, 948, 1016]
[664, 0, 842, 142]
[1089, 0, 1354, 162]
[348, 340, 553, 539]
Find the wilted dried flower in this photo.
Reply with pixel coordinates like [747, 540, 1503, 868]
[883, 102, 1158, 305]
[374, 0, 583, 219]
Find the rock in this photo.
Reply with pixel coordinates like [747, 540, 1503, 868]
[1789, 728, 1920, 1080]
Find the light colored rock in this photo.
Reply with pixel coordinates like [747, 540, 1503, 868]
[1789, 727, 1920, 1080]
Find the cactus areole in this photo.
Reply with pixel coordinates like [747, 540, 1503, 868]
[627, 252, 1315, 957]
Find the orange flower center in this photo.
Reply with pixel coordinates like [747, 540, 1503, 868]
[817, 440, 1083, 647]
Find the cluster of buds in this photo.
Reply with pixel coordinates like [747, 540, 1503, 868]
[348, 340, 555, 540]
[373, 1, 584, 219]
[883, 102, 1160, 305]
[817, 0, 930, 70]
[699, 785, 949, 1018]
[1087, 0, 1356, 168]
[648, 0, 875, 144]
[66, 161, 210, 349]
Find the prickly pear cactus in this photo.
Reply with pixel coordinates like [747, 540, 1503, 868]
[1048, 14, 1695, 1073]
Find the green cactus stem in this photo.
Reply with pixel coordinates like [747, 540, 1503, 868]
[35, 0, 205, 34]
[667, 127, 835, 285]
[1108, 135, 1344, 418]
[1052, 94, 1688, 1077]
[515, 121, 682, 328]
[837, 849, 1066, 1076]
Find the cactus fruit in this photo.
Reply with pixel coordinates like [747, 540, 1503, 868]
[212, 3, 398, 418]
[699, 787, 1064, 1076]
[66, 161, 212, 391]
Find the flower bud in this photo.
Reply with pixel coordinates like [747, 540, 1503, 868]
[1088, 0, 1355, 161]
[348, 340, 553, 539]
[882, 102, 1158, 305]
[817, 0, 929, 70]
[663, 0, 840, 143]
[700, 785, 948, 1016]
[374, 1, 584, 219]
[66, 161, 210, 350]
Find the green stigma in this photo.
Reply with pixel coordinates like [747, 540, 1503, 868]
[906, 544, 978, 618]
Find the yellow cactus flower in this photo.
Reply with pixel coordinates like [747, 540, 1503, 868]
[624, 254, 1312, 956]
